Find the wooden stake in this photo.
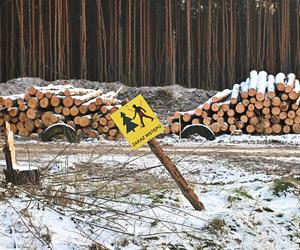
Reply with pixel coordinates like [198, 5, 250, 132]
[148, 138, 205, 211]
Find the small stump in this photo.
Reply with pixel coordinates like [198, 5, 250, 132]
[3, 122, 40, 186]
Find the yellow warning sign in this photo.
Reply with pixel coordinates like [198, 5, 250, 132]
[110, 95, 164, 150]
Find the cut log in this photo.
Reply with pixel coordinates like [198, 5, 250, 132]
[287, 110, 296, 119]
[271, 96, 281, 107]
[170, 122, 181, 134]
[248, 103, 255, 111]
[240, 78, 250, 99]
[294, 116, 300, 124]
[230, 84, 240, 104]
[210, 122, 221, 133]
[292, 123, 300, 133]
[63, 88, 95, 96]
[285, 73, 296, 93]
[40, 97, 50, 109]
[240, 115, 248, 123]
[212, 89, 232, 103]
[280, 101, 289, 112]
[272, 124, 282, 134]
[191, 118, 201, 124]
[262, 107, 270, 115]
[19, 112, 28, 123]
[73, 90, 103, 106]
[63, 96, 74, 107]
[18, 103, 28, 112]
[271, 115, 280, 124]
[271, 107, 281, 115]
[194, 106, 203, 116]
[26, 108, 41, 120]
[227, 109, 235, 117]
[279, 112, 287, 120]
[227, 117, 236, 125]
[220, 122, 229, 132]
[54, 106, 63, 114]
[182, 112, 192, 122]
[8, 107, 19, 117]
[262, 119, 270, 128]
[254, 101, 263, 110]
[285, 118, 294, 126]
[249, 116, 259, 125]
[275, 72, 286, 91]
[34, 119, 43, 129]
[263, 98, 271, 107]
[27, 97, 39, 108]
[70, 106, 79, 116]
[256, 71, 268, 101]
[164, 125, 171, 134]
[2, 94, 24, 108]
[249, 70, 258, 96]
[50, 95, 64, 107]
[246, 110, 255, 118]
[24, 119, 35, 132]
[267, 75, 276, 99]
[280, 93, 289, 101]
[41, 112, 64, 127]
[62, 107, 71, 117]
[289, 79, 300, 100]
[211, 103, 222, 112]
[235, 121, 244, 129]
[79, 114, 93, 127]
[203, 117, 212, 126]
[249, 97, 256, 104]
[246, 124, 255, 134]
[221, 103, 230, 112]
[282, 125, 291, 134]
[235, 102, 245, 114]
[203, 97, 213, 111]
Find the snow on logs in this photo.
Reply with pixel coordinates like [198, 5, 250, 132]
[165, 71, 300, 136]
[0, 85, 125, 140]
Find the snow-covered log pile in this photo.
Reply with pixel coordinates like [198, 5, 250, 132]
[0, 85, 126, 140]
[165, 71, 300, 136]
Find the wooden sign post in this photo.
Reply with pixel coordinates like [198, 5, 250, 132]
[148, 138, 205, 210]
[111, 95, 205, 211]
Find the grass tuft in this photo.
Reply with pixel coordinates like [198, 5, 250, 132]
[272, 179, 295, 197]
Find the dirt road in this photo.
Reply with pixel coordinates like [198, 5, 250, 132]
[0, 141, 298, 176]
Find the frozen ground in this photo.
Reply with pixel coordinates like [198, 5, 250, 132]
[0, 134, 299, 249]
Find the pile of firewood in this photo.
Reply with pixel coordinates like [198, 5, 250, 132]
[0, 84, 125, 140]
[165, 70, 300, 136]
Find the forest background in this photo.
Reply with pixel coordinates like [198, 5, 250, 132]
[0, 0, 298, 90]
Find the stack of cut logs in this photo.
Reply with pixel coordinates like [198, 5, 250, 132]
[165, 71, 300, 136]
[0, 84, 125, 140]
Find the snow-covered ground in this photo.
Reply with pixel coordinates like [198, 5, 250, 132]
[0, 134, 300, 249]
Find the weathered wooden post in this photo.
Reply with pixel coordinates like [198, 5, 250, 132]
[3, 122, 40, 185]
[148, 138, 205, 210]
